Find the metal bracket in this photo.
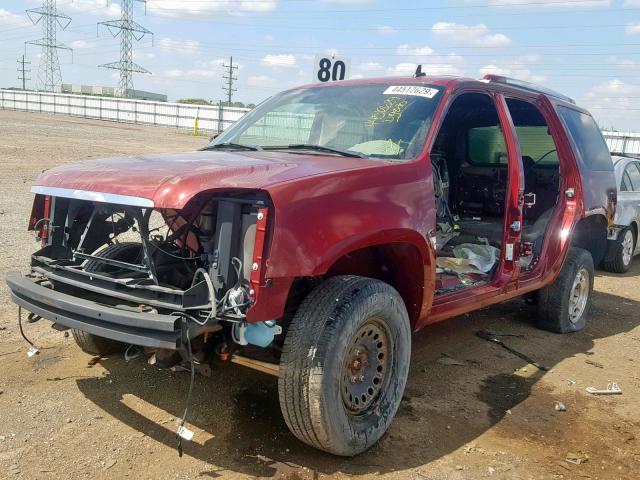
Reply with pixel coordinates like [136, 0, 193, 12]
[133, 208, 159, 285]
[523, 192, 536, 208]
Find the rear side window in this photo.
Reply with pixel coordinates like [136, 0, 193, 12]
[468, 126, 508, 165]
[557, 106, 613, 171]
[506, 98, 559, 166]
[625, 163, 640, 191]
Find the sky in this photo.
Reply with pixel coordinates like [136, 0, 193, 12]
[1, 0, 640, 130]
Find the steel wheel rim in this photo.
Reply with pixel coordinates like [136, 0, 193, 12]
[341, 318, 392, 416]
[568, 267, 590, 324]
[622, 230, 634, 266]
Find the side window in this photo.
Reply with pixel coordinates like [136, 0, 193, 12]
[626, 163, 640, 191]
[506, 98, 559, 166]
[557, 106, 613, 171]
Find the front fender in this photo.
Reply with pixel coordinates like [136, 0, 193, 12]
[263, 161, 435, 279]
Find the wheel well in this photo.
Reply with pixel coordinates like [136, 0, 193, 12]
[325, 243, 425, 326]
[631, 221, 639, 244]
[571, 214, 608, 265]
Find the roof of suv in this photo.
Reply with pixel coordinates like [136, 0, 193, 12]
[292, 74, 580, 110]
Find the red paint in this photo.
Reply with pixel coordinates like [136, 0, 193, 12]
[28, 194, 51, 245]
[30, 76, 615, 329]
[246, 207, 269, 321]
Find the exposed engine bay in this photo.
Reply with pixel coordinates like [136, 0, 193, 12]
[24, 190, 280, 367]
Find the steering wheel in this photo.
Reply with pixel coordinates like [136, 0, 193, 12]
[536, 149, 557, 164]
[524, 149, 557, 175]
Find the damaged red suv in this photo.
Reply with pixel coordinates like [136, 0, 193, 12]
[7, 74, 616, 456]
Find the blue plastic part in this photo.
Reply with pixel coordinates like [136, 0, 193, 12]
[239, 321, 278, 348]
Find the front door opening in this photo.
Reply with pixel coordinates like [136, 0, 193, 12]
[431, 93, 509, 295]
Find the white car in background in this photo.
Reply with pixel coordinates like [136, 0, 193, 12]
[604, 155, 640, 273]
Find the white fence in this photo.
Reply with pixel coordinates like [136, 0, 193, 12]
[1, 89, 640, 156]
[602, 131, 640, 157]
[0, 89, 249, 134]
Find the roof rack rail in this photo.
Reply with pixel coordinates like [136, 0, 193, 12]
[482, 74, 575, 104]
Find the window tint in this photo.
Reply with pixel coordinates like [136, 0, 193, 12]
[626, 163, 640, 191]
[557, 106, 613, 171]
[468, 126, 508, 165]
[506, 99, 559, 166]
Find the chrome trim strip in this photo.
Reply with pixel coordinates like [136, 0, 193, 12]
[31, 186, 154, 208]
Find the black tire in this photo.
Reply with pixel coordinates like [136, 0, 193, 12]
[278, 276, 411, 456]
[84, 242, 143, 273]
[603, 227, 636, 274]
[536, 247, 594, 333]
[71, 242, 141, 355]
[71, 329, 125, 356]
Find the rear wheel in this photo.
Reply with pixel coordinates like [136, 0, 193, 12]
[278, 276, 411, 456]
[536, 247, 594, 333]
[603, 227, 636, 273]
[71, 242, 141, 355]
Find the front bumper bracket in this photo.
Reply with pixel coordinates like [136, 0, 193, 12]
[6, 271, 201, 350]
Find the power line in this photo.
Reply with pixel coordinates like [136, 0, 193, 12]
[25, 0, 73, 92]
[140, 0, 621, 9]
[222, 56, 238, 106]
[145, 19, 638, 32]
[98, 0, 153, 97]
[17, 55, 31, 90]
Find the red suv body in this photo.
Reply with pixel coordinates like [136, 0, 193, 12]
[7, 75, 616, 456]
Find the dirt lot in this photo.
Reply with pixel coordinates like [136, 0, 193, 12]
[0, 110, 638, 480]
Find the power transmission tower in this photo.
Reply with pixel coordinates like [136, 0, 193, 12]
[17, 55, 32, 91]
[222, 56, 238, 106]
[25, 0, 72, 92]
[98, 0, 153, 98]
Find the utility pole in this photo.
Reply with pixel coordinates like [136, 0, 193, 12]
[25, 0, 72, 92]
[98, 0, 153, 98]
[222, 56, 238, 106]
[17, 55, 31, 90]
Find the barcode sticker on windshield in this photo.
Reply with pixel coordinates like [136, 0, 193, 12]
[383, 86, 439, 99]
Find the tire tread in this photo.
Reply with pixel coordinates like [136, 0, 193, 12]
[603, 228, 635, 274]
[278, 276, 409, 455]
[536, 247, 593, 333]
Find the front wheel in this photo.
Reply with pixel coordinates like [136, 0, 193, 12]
[278, 276, 411, 456]
[536, 247, 594, 333]
[71, 242, 141, 355]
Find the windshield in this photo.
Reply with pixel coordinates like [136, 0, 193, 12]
[210, 83, 444, 161]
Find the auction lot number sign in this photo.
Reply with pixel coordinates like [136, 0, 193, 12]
[313, 54, 351, 83]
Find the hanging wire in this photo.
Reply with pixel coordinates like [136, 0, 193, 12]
[176, 325, 195, 458]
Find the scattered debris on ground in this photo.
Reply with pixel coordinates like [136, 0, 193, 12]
[436, 355, 466, 366]
[586, 382, 623, 395]
[565, 451, 590, 465]
[585, 359, 605, 369]
[476, 329, 550, 371]
[554, 401, 567, 412]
